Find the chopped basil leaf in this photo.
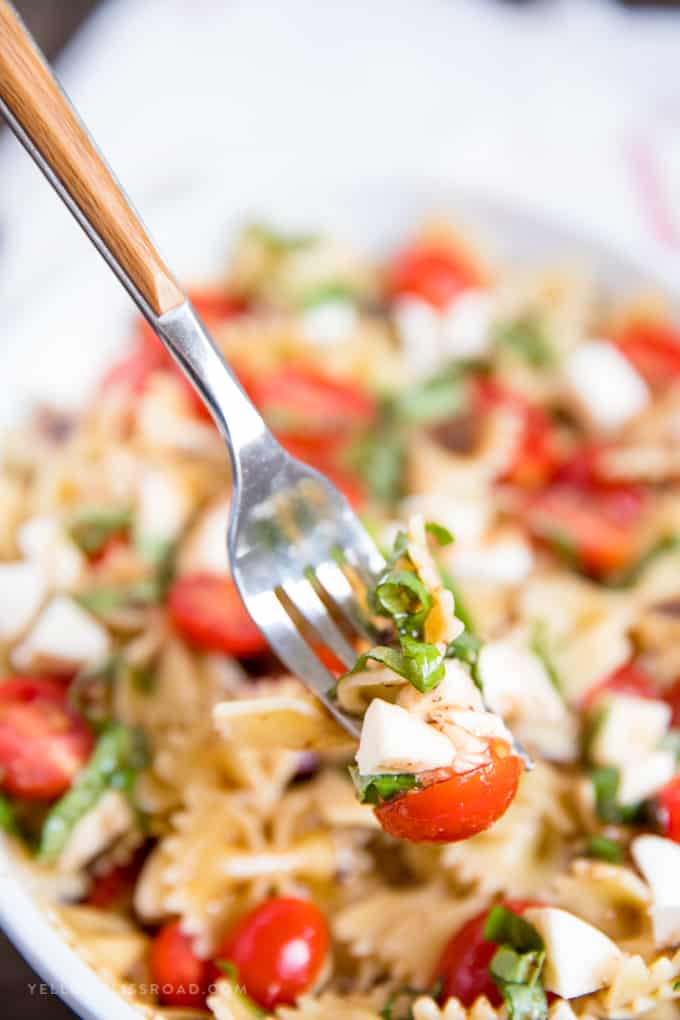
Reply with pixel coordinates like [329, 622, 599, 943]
[446, 631, 483, 687]
[350, 416, 406, 507]
[590, 766, 642, 825]
[394, 370, 466, 426]
[75, 577, 160, 616]
[346, 639, 445, 693]
[302, 280, 355, 308]
[495, 316, 553, 369]
[425, 521, 454, 546]
[67, 506, 131, 556]
[584, 834, 624, 863]
[490, 945, 545, 986]
[497, 979, 548, 1020]
[348, 766, 419, 805]
[0, 793, 18, 837]
[484, 906, 544, 953]
[439, 566, 477, 636]
[39, 723, 149, 862]
[374, 570, 431, 636]
[214, 960, 264, 1016]
[529, 621, 561, 692]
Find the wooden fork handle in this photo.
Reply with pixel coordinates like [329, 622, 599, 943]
[0, 0, 184, 316]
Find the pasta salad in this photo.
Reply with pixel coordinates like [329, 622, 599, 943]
[2, 219, 680, 1019]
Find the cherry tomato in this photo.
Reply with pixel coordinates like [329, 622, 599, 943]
[433, 900, 536, 1007]
[150, 919, 210, 1009]
[580, 661, 658, 714]
[387, 243, 485, 309]
[615, 319, 680, 388]
[0, 677, 93, 800]
[474, 381, 558, 489]
[663, 677, 680, 729]
[249, 367, 376, 453]
[528, 482, 646, 576]
[168, 574, 268, 657]
[374, 741, 523, 844]
[556, 442, 613, 489]
[657, 775, 680, 844]
[211, 897, 329, 1010]
[86, 854, 143, 909]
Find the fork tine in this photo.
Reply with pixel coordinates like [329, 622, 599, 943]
[280, 576, 357, 669]
[315, 559, 372, 637]
[243, 587, 361, 738]
[343, 526, 386, 581]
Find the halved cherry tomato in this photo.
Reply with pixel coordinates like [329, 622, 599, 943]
[150, 919, 210, 1009]
[0, 677, 93, 800]
[528, 482, 646, 576]
[86, 853, 144, 909]
[168, 573, 268, 657]
[580, 661, 658, 714]
[474, 380, 558, 489]
[556, 442, 613, 489]
[374, 741, 523, 844]
[657, 775, 680, 844]
[249, 367, 376, 454]
[615, 319, 680, 389]
[210, 897, 329, 1010]
[433, 900, 537, 1007]
[387, 243, 485, 310]
[663, 677, 680, 729]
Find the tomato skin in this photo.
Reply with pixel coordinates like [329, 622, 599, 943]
[211, 897, 329, 1010]
[375, 742, 523, 844]
[150, 919, 210, 1009]
[615, 319, 680, 388]
[388, 244, 484, 310]
[474, 381, 558, 489]
[0, 677, 93, 800]
[663, 677, 680, 729]
[657, 775, 680, 844]
[528, 482, 646, 576]
[86, 854, 143, 909]
[433, 900, 536, 1007]
[580, 661, 658, 714]
[168, 574, 268, 657]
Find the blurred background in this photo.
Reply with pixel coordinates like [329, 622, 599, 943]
[2, 0, 680, 1016]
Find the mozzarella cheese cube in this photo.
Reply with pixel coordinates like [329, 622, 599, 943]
[450, 532, 534, 586]
[632, 835, 680, 946]
[440, 289, 494, 360]
[0, 561, 47, 641]
[12, 595, 111, 673]
[563, 339, 649, 431]
[522, 907, 621, 998]
[301, 297, 358, 345]
[617, 750, 676, 806]
[590, 694, 670, 770]
[392, 297, 442, 380]
[356, 698, 455, 775]
[135, 466, 192, 550]
[17, 515, 84, 589]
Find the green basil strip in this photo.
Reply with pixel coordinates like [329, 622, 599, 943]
[584, 835, 624, 863]
[0, 794, 19, 837]
[484, 906, 544, 954]
[496, 978, 548, 1020]
[529, 621, 561, 692]
[439, 566, 477, 636]
[425, 521, 454, 546]
[214, 960, 264, 1016]
[495, 316, 553, 369]
[395, 370, 466, 426]
[446, 631, 483, 687]
[485, 908, 548, 1020]
[67, 506, 131, 556]
[348, 766, 419, 805]
[590, 766, 642, 825]
[375, 569, 431, 635]
[75, 577, 161, 616]
[39, 723, 149, 862]
[346, 639, 445, 694]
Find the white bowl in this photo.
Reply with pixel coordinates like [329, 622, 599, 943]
[0, 175, 676, 1020]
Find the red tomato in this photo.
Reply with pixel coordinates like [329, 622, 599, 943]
[211, 897, 329, 1010]
[433, 900, 536, 1007]
[150, 919, 210, 1009]
[556, 443, 613, 489]
[0, 677, 93, 800]
[249, 367, 376, 451]
[657, 775, 680, 844]
[168, 574, 268, 657]
[387, 243, 485, 309]
[474, 381, 558, 489]
[663, 677, 680, 729]
[528, 483, 646, 575]
[615, 319, 680, 388]
[580, 661, 658, 714]
[374, 741, 523, 844]
[86, 854, 143, 909]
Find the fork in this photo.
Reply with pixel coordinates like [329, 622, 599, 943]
[0, 0, 386, 737]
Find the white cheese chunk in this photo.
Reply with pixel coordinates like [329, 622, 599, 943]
[632, 835, 680, 947]
[12, 595, 111, 673]
[135, 466, 192, 551]
[17, 515, 84, 589]
[523, 907, 621, 998]
[617, 750, 676, 806]
[440, 289, 494, 360]
[450, 532, 534, 586]
[0, 561, 47, 641]
[563, 339, 649, 431]
[356, 698, 455, 775]
[59, 791, 134, 874]
[590, 694, 671, 770]
[478, 636, 578, 762]
[178, 500, 230, 575]
[301, 297, 358, 345]
[392, 297, 442, 380]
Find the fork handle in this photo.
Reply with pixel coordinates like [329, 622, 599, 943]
[0, 0, 184, 317]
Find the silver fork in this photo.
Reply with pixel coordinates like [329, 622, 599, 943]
[0, 0, 383, 736]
